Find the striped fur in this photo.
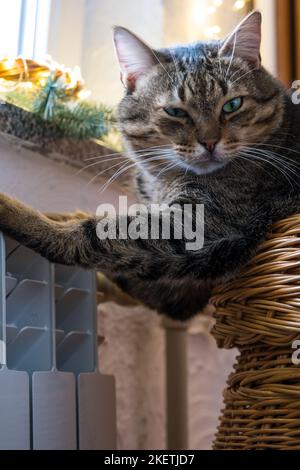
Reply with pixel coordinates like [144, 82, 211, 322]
[0, 12, 299, 319]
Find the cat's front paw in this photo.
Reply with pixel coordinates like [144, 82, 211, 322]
[0, 192, 37, 235]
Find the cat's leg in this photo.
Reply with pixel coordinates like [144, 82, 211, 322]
[0, 192, 96, 267]
[0, 192, 268, 318]
[45, 210, 90, 223]
[0, 192, 266, 277]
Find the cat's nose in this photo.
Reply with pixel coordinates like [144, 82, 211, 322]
[201, 140, 217, 153]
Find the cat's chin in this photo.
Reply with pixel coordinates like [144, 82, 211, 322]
[182, 159, 227, 176]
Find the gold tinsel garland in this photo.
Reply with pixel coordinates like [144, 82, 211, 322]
[0, 56, 89, 99]
[0, 56, 120, 144]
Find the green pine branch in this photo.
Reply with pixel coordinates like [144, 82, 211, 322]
[32, 74, 71, 120]
[50, 101, 115, 140]
[1, 73, 118, 143]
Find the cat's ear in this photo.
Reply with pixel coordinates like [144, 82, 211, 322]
[113, 26, 158, 91]
[219, 11, 262, 68]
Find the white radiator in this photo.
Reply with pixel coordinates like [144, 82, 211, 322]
[0, 233, 116, 450]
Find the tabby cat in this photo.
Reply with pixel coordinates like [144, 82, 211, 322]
[0, 11, 299, 319]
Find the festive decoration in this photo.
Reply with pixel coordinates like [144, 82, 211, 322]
[0, 56, 117, 143]
[0, 57, 85, 97]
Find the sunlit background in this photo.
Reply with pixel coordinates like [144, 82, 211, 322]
[0, 0, 270, 107]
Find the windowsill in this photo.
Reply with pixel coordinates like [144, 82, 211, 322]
[0, 102, 132, 191]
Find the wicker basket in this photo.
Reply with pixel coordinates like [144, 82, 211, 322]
[210, 215, 300, 450]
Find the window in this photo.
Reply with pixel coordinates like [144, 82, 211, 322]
[0, 0, 51, 59]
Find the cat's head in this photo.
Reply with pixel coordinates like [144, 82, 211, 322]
[114, 11, 285, 176]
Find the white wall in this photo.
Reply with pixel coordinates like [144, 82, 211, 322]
[255, 0, 277, 75]
[164, 0, 246, 44]
[47, 0, 163, 105]
[48, 0, 85, 68]
[81, 0, 164, 106]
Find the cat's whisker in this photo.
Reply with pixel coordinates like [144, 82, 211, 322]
[229, 66, 257, 86]
[240, 133, 297, 146]
[257, 153, 300, 182]
[225, 33, 237, 80]
[240, 149, 298, 189]
[86, 152, 170, 186]
[242, 147, 299, 175]
[79, 148, 173, 175]
[227, 64, 251, 83]
[153, 160, 177, 180]
[242, 146, 300, 172]
[97, 154, 173, 193]
[251, 142, 300, 156]
[149, 160, 174, 178]
[150, 49, 174, 85]
[156, 162, 173, 179]
[239, 153, 292, 186]
[156, 159, 182, 178]
[86, 159, 131, 186]
[84, 151, 123, 162]
[79, 153, 146, 175]
[237, 152, 276, 174]
[84, 144, 171, 162]
[236, 152, 282, 184]
[77, 156, 130, 175]
[140, 155, 174, 170]
[98, 160, 143, 194]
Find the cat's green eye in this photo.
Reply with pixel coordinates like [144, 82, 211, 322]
[222, 97, 243, 114]
[164, 107, 189, 118]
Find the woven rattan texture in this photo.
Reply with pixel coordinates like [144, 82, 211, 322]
[210, 215, 300, 450]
